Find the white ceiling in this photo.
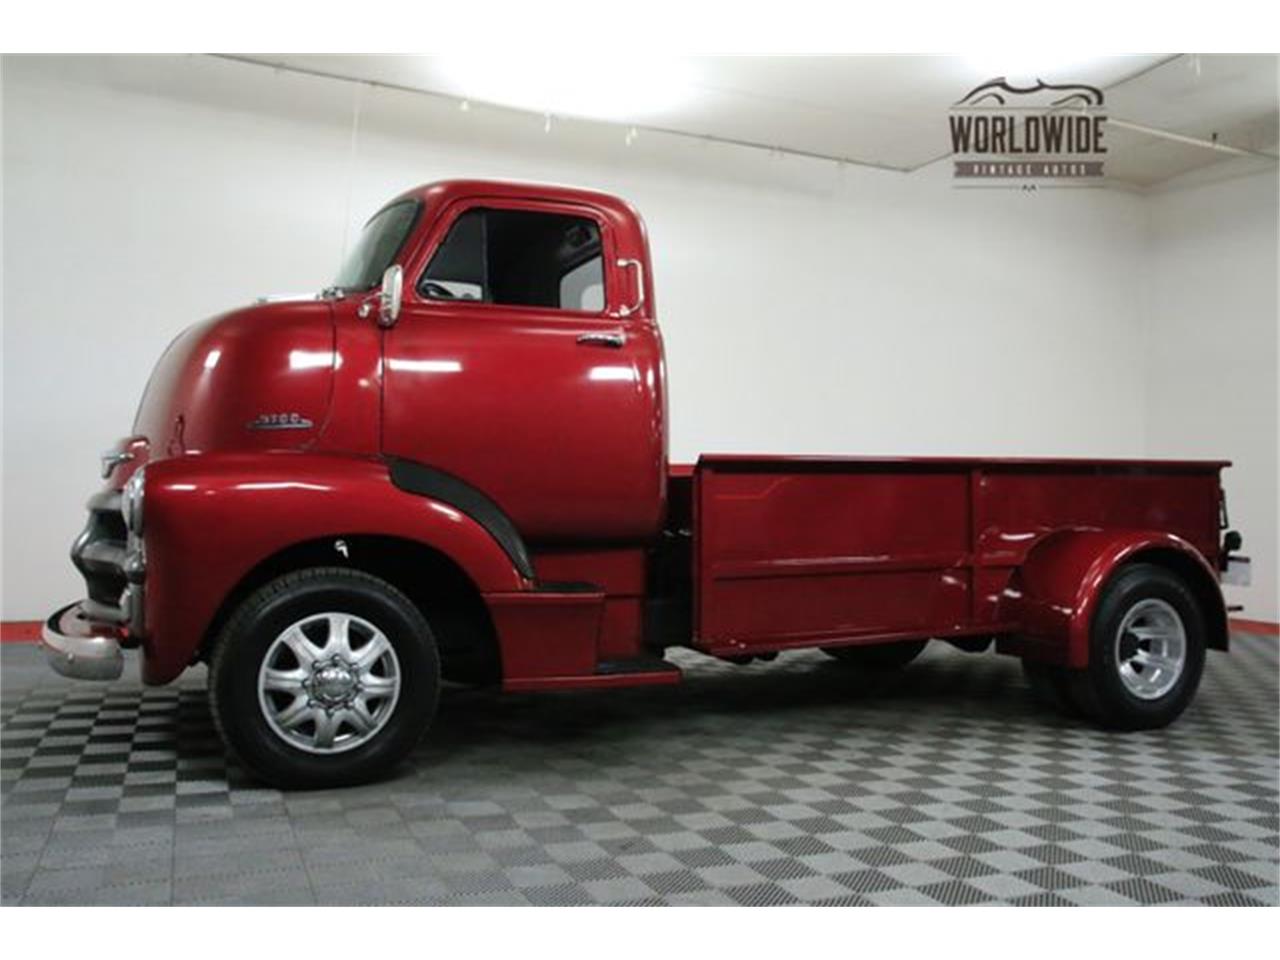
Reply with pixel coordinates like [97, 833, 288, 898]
[236, 54, 1279, 187]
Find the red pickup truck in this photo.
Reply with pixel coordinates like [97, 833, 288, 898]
[45, 179, 1247, 788]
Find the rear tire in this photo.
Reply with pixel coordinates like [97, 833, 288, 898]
[821, 640, 928, 670]
[1068, 563, 1206, 730]
[209, 567, 440, 789]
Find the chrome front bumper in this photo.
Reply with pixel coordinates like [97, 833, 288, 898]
[42, 602, 125, 681]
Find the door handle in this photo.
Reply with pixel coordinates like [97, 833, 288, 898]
[576, 331, 626, 348]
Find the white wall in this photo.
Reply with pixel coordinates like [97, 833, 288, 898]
[1, 54, 1263, 623]
[1145, 164, 1279, 621]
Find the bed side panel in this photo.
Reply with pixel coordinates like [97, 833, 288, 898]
[694, 460, 972, 651]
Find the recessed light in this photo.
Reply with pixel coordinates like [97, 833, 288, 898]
[432, 55, 695, 123]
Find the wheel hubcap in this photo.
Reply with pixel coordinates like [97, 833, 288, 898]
[308, 660, 359, 705]
[1113, 598, 1186, 701]
[257, 612, 401, 754]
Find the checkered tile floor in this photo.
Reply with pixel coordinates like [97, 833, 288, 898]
[2, 633, 1276, 906]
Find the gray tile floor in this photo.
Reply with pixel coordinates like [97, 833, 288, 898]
[2, 633, 1276, 906]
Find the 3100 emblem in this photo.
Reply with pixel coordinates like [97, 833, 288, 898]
[245, 412, 314, 431]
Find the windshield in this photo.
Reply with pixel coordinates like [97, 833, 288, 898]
[331, 200, 420, 291]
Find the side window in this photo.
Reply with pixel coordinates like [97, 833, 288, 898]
[420, 208, 604, 312]
[560, 258, 604, 312]
[419, 209, 485, 301]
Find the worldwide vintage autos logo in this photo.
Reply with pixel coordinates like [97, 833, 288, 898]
[949, 78, 1107, 187]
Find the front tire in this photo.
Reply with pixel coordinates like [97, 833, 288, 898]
[1068, 563, 1206, 730]
[209, 567, 440, 789]
[821, 639, 928, 670]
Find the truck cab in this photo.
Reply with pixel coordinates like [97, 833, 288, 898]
[43, 180, 1246, 788]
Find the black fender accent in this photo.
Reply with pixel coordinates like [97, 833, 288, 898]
[387, 458, 535, 580]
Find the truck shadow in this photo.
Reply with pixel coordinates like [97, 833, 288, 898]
[0, 645, 1060, 790]
[4, 638, 1264, 801]
[410, 646, 1081, 772]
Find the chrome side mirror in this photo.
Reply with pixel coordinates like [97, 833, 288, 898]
[378, 264, 403, 328]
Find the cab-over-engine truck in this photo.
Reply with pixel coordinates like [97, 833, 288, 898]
[45, 180, 1249, 788]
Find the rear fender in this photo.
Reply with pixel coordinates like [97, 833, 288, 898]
[140, 453, 529, 683]
[999, 529, 1227, 668]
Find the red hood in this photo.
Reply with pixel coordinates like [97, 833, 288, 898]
[131, 298, 337, 462]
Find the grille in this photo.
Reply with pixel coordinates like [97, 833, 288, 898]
[70, 490, 137, 625]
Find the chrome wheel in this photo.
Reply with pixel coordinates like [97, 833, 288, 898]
[1113, 598, 1186, 701]
[257, 612, 401, 754]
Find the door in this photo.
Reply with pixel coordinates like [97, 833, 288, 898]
[382, 199, 665, 546]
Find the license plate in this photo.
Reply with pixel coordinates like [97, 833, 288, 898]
[1223, 556, 1252, 587]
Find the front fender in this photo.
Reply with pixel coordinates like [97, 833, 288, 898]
[1000, 528, 1225, 668]
[139, 452, 528, 684]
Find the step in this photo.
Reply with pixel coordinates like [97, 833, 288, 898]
[504, 656, 682, 693]
[595, 657, 682, 678]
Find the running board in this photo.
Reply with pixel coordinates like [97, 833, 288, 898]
[504, 656, 682, 693]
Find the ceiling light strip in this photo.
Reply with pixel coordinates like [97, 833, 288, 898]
[211, 54, 911, 173]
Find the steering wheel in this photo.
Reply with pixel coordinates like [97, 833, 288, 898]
[420, 281, 455, 300]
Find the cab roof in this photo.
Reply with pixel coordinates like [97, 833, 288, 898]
[388, 178, 642, 225]
[382, 178, 650, 261]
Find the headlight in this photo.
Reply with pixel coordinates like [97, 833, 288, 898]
[122, 467, 146, 535]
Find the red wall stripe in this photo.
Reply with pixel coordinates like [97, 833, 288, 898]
[3, 618, 1277, 644]
[0, 621, 42, 643]
[1229, 618, 1280, 636]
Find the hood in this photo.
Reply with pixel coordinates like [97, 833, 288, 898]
[132, 298, 337, 460]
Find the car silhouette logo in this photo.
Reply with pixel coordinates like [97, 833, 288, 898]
[955, 77, 1105, 109]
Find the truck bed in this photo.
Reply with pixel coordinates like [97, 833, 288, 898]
[678, 454, 1226, 656]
